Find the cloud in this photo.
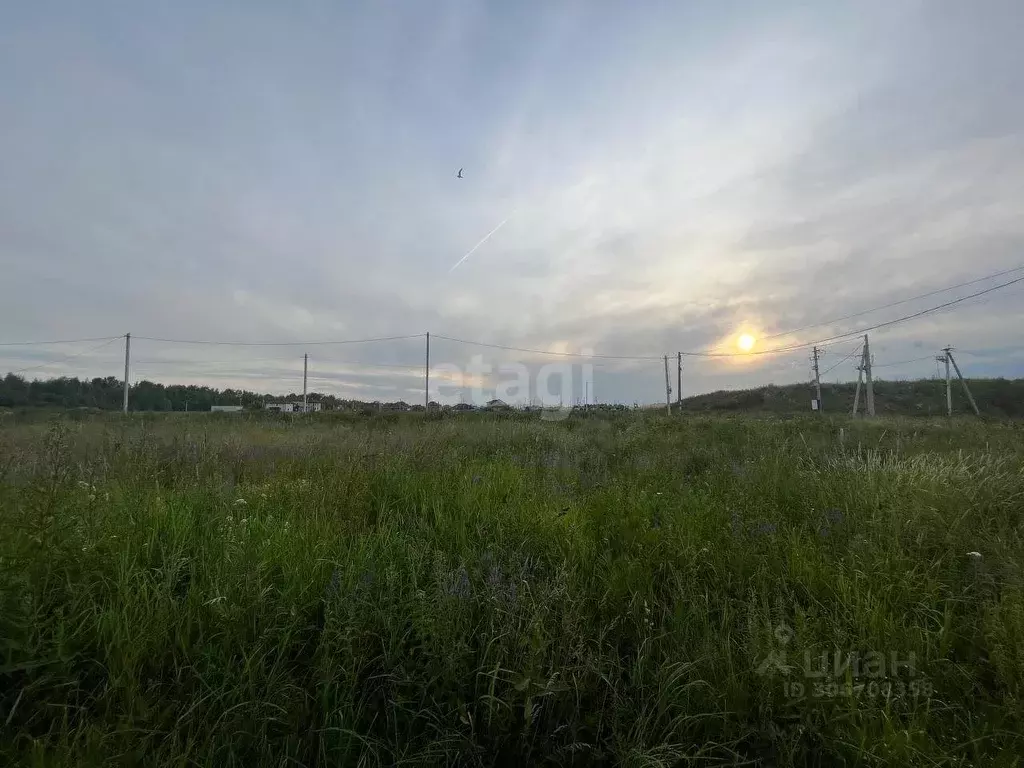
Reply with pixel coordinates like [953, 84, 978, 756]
[1, 1, 1023, 402]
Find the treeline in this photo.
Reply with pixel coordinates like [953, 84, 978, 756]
[679, 378, 1024, 418]
[0, 374, 365, 412]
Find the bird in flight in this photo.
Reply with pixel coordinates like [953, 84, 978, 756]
[457, 168, 463, 178]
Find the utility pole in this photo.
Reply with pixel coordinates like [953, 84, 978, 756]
[302, 353, 308, 413]
[946, 348, 980, 416]
[122, 332, 131, 414]
[811, 346, 823, 413]
[863, 334, 875, 416]
[852, 359, 863, 416]
[676, 352, 682, 412]
[937, 351, 951, 416]
[663, 355, 672, 414]
[425, 332, 430, 411]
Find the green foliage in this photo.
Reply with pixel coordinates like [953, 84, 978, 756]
[0, 373, 364, 412]
[681, 378, 1024, 418]
[1, 413, 1022, 765]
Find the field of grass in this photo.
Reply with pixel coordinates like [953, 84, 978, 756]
[1, 411, 1023, 766]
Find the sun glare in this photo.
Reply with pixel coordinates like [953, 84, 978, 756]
[737, 333, 756, 352]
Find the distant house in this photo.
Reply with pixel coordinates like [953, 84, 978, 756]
[211, 405, 244, 413]
[485, 399, 510, 410]
[264, 401, 322, 413]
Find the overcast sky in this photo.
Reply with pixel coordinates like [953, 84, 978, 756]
[2, 0, 1023, 405]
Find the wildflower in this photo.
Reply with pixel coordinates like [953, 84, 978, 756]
[444, 566, 472, 600]
[967, 551, 982, 560]
[77, 480, 90, 489]
[233, 498, 247, 506]
[240, 518, 248, 525]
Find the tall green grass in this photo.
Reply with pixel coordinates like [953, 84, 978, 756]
[1, 412, 1022, 765]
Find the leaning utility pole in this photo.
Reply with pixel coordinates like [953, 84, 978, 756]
[676, 352, 682, 412]
[122, 332, 131, 414]
[863, 334, 875, 416]
[663, 355, 672, 414]
[811, 346, 823, 413]
[852, 359, 863, 416]
[424, 332, 430, 410]
[302, 353, 308, 412]
[937, 351, 952, 416]
[946, 348, 980, 416]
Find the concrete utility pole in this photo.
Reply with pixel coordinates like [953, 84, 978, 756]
[425, 332, 430, 410]
[122, 332, 131, 414]
[863, 334, 875, 416]
[946, 348, 980, 416]
[302, 353, 308, 412]
[852, 360, 863, 416]
[663, 355, 672, 414]
[811, 346, 823, 413]
[938, 351, 952, 416]
[677, 352, 682, 412]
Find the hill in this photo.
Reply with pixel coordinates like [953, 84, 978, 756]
[679, 377, 1024, 418]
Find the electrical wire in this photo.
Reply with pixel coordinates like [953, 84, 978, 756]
[0, 335, 122, 347]
[430, 334, 664, 361]
[132, 333, 424, 346]
[873, 354, 937, 369]
[819, 343, 864, 377]
[9, 337, 122, 375]
[437, 275, 1024, 360]
[760, 264, 1024, 341]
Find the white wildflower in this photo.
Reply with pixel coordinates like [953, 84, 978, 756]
[967, 551, 982, 560]
[233, 498, 247, 506]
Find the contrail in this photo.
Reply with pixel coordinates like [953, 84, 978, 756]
[449, 212, 515, 273]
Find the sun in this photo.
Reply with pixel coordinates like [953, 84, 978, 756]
[737, 333, 756, 352]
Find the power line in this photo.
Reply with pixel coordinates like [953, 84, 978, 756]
[438, 275, 1024, 360]
[0, 335, 122, 347]
[761, 264, 1024, 341]
[9, 337, 121, 375]
[431, 334, 664, 361]
[132, 333, 425, 347]
[819, 342, 863, 377]
[3, 269, 1022, 364]
[873, 354, 937, 369]
[737, 275, 1024, 357]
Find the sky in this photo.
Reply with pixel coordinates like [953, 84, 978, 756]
[2, 0, 1023, 406]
